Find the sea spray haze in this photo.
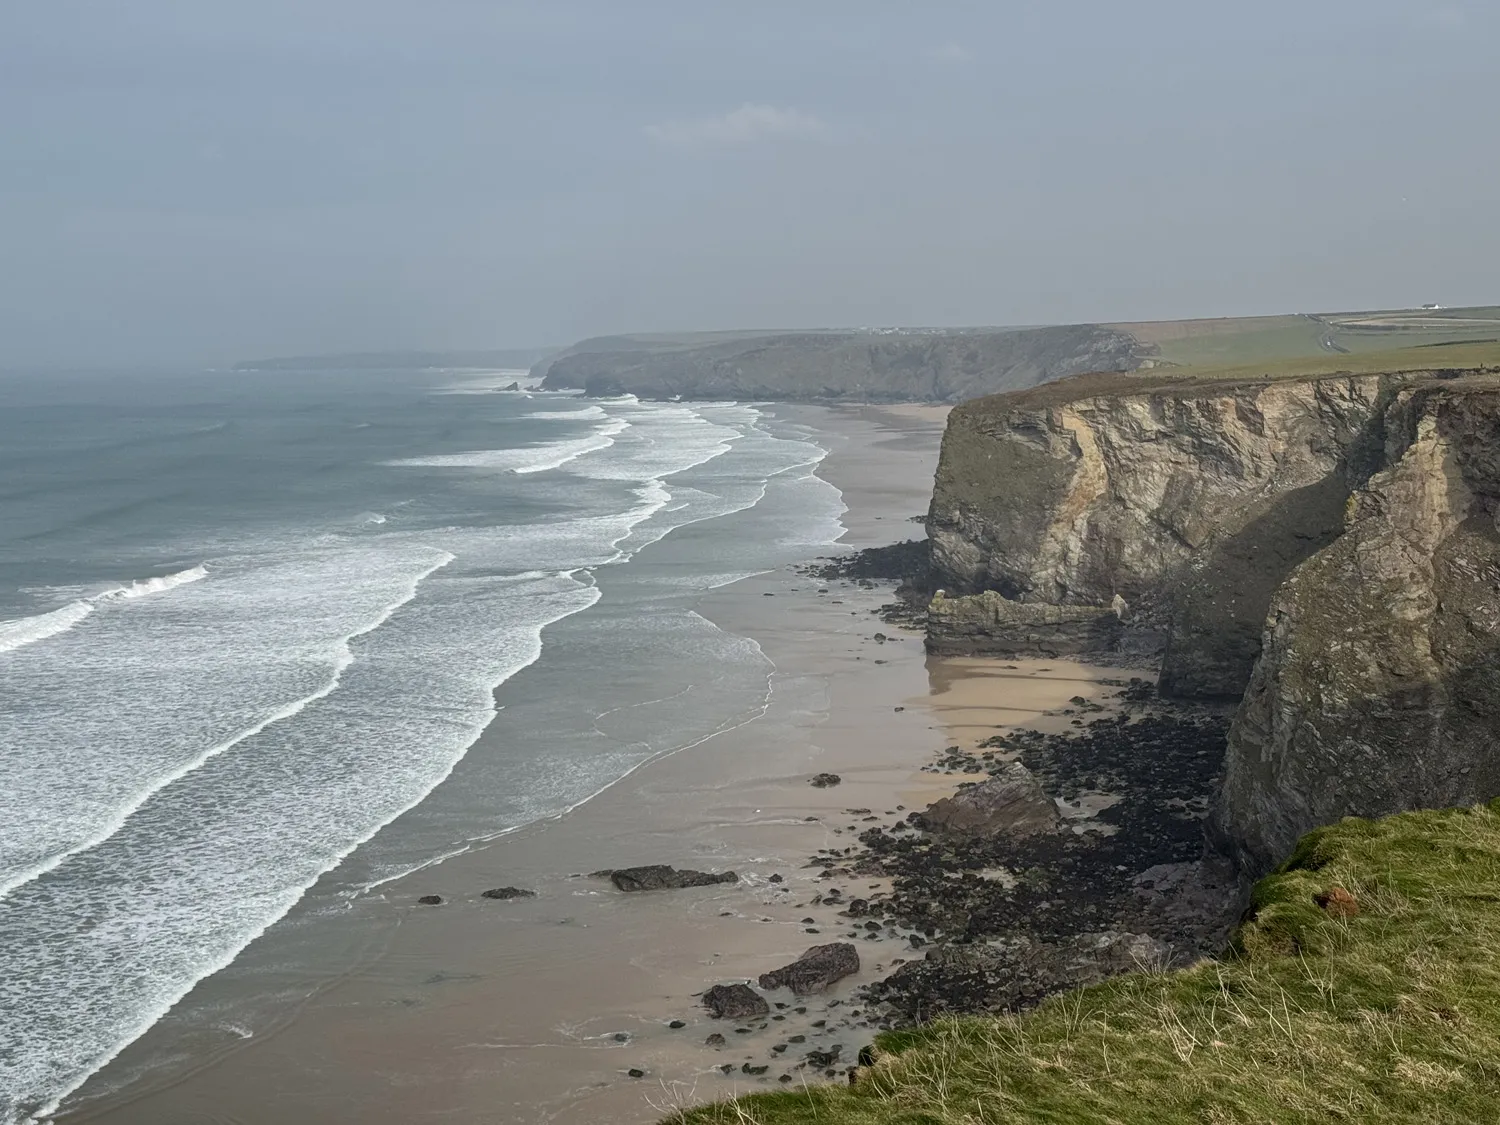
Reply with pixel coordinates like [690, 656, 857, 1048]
[0, 366, 845, 1122]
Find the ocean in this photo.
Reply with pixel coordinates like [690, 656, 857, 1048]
[0, 366, 846, 1123]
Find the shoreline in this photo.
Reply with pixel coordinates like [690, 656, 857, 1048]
[65, 403, 1129, 1125]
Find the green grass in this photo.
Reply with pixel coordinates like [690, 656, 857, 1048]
[1112, 306, 1500, 368]
[666, 800, 1500, 1124]
[1124, 317, 1330, 368]
[1158, 339, 1500, 383]
[985, 341, 1500, 413]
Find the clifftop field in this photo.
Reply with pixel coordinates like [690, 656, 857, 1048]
[1116, 305, 1500, 368]
[669, 800, 1500, 1125]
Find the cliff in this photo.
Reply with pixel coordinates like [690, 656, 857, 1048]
[926, 369, 1391, 693]
[923, 345, 1500, 877]
[534, 325, 1142, 403]
[1213, 378, 1500, 873]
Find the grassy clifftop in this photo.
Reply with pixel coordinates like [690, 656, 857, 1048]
[670, 800, 1500, 1124]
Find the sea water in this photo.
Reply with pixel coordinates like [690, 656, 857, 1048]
[0, 366, 845, 1122]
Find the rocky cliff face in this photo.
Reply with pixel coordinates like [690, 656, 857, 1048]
[925, 590, 1128, 657]
[927, 372, 1389, 695]
[1212, 380, 1500, 873]
[925, 366, 1500, 877]
[535, 325, 1142, 403]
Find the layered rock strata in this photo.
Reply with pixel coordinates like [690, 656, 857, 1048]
[925, 590, 1128, 657]
[926, 372, 1390, 694]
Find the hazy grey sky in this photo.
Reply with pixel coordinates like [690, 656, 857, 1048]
[3, 1, 1496, 365]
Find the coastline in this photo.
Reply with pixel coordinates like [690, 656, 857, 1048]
[65, 403, 1127, 1125]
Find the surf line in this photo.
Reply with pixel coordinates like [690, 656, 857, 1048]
[0, 552, 455, 904]
[0, 564, 208, 655]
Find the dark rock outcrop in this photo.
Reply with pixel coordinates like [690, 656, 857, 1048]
[416, 895, 443, 905]
[480, 886, 535, 900]
[758, 943, 861, 995]
[915, 762, 1061, 838]
[601, 865, 738, 892]
[701, 983, 770, 1019]
[536, 325, 1142, 403]
[1213, 379, 1500, 874]
[870, 931, 1169, 1019]
[808, 773, 842, 789]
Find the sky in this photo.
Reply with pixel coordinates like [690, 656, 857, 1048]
[2, 1, 1496, 366]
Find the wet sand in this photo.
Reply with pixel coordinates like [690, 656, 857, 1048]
[71, 404, 1123, 1125]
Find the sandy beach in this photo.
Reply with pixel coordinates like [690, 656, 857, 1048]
[68, 404, 1130, 1125]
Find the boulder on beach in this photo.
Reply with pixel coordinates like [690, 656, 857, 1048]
[599, 865, 738, 892]
[916, 761, 1060, 838]
[758, 942, 860, 995]
[809, 773, 842, 789]
[702, 983, 770, 1020]
[416, 894, 443, 905]
[480, 886, 535, 900]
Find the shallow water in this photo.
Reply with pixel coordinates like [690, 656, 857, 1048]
[0, 367, 844, 1123]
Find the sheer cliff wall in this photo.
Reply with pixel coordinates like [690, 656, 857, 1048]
[926, 372, 1391, 695]
[1212, 380, 1500, 872]
[924, 366, 1500, 875]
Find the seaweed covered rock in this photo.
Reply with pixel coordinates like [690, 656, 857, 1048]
[916, 761, 1060, 838]
[601, 866, 738, 892]
[701, 983, 770, 1020]
[758, 943, 860, 995]
[869, 930, 1169, 1019]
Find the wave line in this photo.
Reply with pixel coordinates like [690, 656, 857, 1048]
[0, 552, 455, 905]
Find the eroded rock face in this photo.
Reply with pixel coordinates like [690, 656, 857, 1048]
[1213, 381, 1500, 874]
[926, 373, 1389, 695]
[757, 943, 860, 995]
[916, 762, 1061, 838]
[925, 590, 1128, 656]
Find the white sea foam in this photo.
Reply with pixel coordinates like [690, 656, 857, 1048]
[0, 601, 95, 655]
[564, 402, 740, 484]
[390, 417, 630, 474]
[104, 564, 208, 601]
[0, 567, 598, 1123]
[0, 565, 207, 655]
[0, 553, 452, 905]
